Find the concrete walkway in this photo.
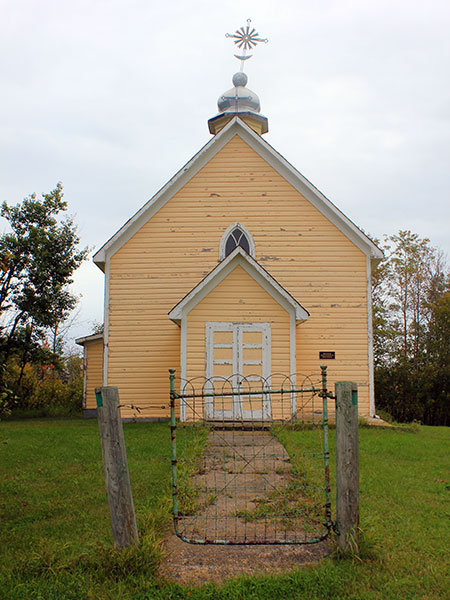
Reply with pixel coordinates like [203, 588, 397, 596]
[159, 428, 330, 585]
[176, 429, 325, 544]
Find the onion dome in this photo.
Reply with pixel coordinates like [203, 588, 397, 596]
[208, 72, 268, 136]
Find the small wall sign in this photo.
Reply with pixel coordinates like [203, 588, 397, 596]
[319, 351, 335, 360]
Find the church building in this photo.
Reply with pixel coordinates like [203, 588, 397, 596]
[77, 22, 382, 420]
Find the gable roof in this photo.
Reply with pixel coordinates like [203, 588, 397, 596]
[168, 246, 310, 325]
[93, 117, 382, 271]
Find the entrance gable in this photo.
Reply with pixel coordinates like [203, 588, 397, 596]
[169, 247, 309, 325]
[185, 264, 291, 421]
[169, 249, 307, 420]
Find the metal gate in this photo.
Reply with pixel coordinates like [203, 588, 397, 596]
[169, 367, 334, 545]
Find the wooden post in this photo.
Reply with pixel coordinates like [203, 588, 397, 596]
[95, 386, 139, 548]
[335, 381, 359, 553]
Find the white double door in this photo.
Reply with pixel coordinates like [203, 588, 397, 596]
[205, 322, 271, 420]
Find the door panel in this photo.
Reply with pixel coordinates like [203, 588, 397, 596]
[242, 364, 263, 378]
[242, 330, 263, 345]
[212, 362, 234, 378]
[242, 347, 263, 362]
[213, 347, 234, 361]
[213, 330, 233, 345]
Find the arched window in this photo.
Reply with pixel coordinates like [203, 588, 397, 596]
[219, 223, 255, 260]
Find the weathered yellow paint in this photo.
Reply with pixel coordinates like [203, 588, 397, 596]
[84, 339, 104, 410]
[107, 133, 370, 419]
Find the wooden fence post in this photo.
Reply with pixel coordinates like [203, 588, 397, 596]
[95, 386, 139, 548]
[335, 381, 359, 553]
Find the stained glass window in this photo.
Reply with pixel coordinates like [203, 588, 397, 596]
[224, 227, 251, 257]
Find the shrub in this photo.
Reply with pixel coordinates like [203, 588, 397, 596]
[4, 354, 83, 417]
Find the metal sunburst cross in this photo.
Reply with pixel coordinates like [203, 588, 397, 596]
[226, 19, 268, 71]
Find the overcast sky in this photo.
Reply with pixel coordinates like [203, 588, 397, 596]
[1, 0, 449, 348]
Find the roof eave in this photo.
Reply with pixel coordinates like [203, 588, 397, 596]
[92, 118, 243, 267]
[232, 122, 384, 259]
[75, 333, 104, 346]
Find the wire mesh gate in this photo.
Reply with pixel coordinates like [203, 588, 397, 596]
[169, 367, 333, 545]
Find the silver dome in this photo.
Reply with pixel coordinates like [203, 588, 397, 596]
[217, 73, 261, 114]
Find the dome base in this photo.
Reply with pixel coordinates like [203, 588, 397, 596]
[208, 112, 268, 136]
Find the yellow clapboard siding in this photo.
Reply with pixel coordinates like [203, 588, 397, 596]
[85, 340, 103, 410]
[107, 134, 370, 417]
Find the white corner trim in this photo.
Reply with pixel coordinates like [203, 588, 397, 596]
[219, 222, 256, 260]
[180, 317, 187, 421]
[82, 346, 87, 409]
[93, 116, 382, 270]
[168, 246, 309, 323]
[366, 255, 375, 416]
[289, 313, 297, 417]
[102, 258, 110, 386]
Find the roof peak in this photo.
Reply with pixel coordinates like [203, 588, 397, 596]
[93, 117, 382, 271]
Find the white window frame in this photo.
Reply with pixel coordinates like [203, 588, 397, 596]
[219, 222, 255, 260]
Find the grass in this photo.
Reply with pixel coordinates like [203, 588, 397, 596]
[235, 477, 325, 537]
[235, 424, 326, 535]
[0, 418, 449, 599]
[176, 424, 209, 516]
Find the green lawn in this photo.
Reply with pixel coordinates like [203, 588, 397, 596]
[0, 418, 448, 599]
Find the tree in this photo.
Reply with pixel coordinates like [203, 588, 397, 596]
[427, 292, 450, 367]
[372, 230, 449, 425]
[0, 183, 88, 402]
[372, 231, 448, 367]
[422, 292, 450, 425]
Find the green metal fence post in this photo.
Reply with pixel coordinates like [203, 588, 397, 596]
[169, 369, 179, 534]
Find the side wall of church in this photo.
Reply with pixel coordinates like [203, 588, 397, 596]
[84, 339, 104, 410]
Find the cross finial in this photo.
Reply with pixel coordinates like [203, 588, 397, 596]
[225, 19, 268, 72]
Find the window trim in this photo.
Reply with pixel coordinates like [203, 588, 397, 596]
[219, 222, 255, 260]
